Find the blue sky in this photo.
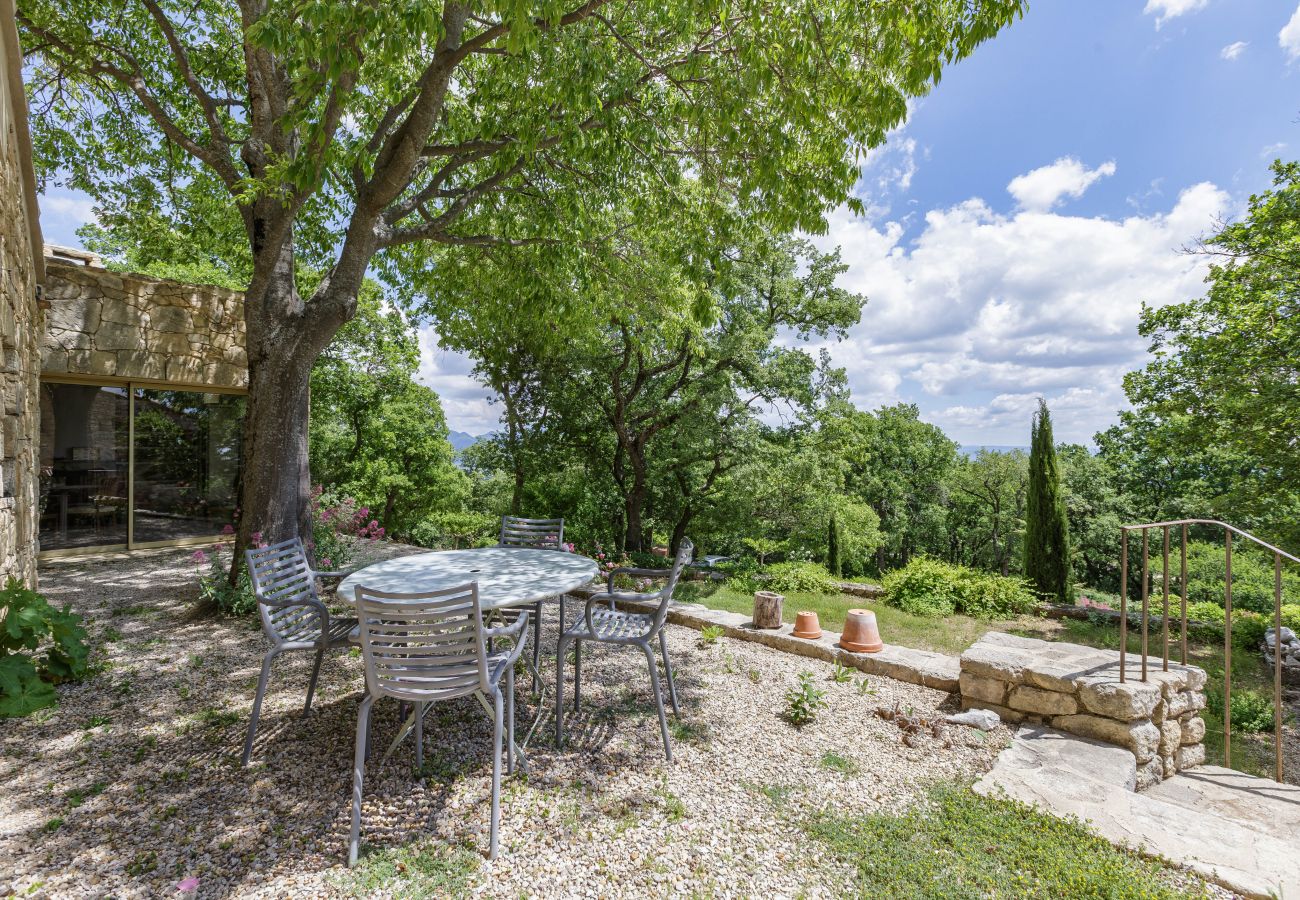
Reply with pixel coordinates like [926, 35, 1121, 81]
[39, 1, 1300, 445]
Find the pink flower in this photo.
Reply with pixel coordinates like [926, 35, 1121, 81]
[250, 531, 265, 549]
[320, 557, 333, 569]
[191, 550, 209, 565]
[176, 876, 199, 893]
[221, 524, 235, 536]
[597, 553, 605, 560]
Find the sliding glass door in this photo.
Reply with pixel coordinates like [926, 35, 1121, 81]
[38, 379, 245, 555]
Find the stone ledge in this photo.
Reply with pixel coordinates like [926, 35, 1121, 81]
[572, 589, 959, 693]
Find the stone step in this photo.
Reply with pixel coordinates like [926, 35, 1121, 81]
[975, 727, 1300, 898]
[1144, 765, 1300, 846]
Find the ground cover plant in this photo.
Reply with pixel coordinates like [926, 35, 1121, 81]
[807, 782, 1211, 899]
[0, 579, 90, 717]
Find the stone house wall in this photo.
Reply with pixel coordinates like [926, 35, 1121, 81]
[0, 5, 45, 587]
[42, 260, 247, 390]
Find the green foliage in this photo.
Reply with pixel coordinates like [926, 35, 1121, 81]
[819, 750, 859, 774]
[830, 661, 853, 684]
[1230, 610, 1268, 652]
[698, 625, 725, 647]
[1179, 541, 1300, 614]
[784, 671, 827, 729]
[766, 562, 840, 595]
[1206, 689, 1278, 735]
[193, 549, 254, 617]
[827, 513, 842, 578]
[410, 511, 498, 550]
[0, 579, 90, 718]
[1024, 400, 1071, 603]
[807, 781, 1211, 899]
[883, 558, 1036, 620]
[1121, 161, 1300, 548]
[340, 839, 479, 899]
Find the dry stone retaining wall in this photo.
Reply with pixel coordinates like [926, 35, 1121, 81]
[960, 632, 1207, 789]
[0, 29, 43, 586]
[42, 260, 246, 389]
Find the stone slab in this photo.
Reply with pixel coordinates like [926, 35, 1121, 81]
[976, 732, 1300, 898]
[1145, 765, 1300, 846]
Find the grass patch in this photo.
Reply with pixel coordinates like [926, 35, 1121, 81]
[64, 782, 107, 807]
[668, 718, 712, 746]
[807, 782, 1211, 899]
[340, 840, 480, 899]
[819, 751, 860, 775]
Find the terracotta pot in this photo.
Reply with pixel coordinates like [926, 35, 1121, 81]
[840, 608, 884, 653]
[651, 546, 670, 557]
[792, 610, 822, 640]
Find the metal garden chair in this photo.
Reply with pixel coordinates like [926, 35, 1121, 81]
[242, 537, 356, 766]
[555, 539, 693, 762]
[496, 515, 564, 692]
[348, 582, 527, 865]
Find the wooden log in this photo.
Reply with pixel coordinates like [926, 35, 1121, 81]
[753, 590, 784, 629]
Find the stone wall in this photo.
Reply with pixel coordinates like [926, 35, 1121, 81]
[42, 260, 246, 390]
[0, 13, 43, 587]
[960, 632, 1208, 789]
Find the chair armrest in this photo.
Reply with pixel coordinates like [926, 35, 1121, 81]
[483, 609, 529, 642]
[606, 566, 672, 592]
[258, 595, 330, 643]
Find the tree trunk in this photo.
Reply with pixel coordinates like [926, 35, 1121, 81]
[624, 481, 647, 552]
[670, 507, 692, 555]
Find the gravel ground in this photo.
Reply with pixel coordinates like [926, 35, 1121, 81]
[2, 544, 1017, 898]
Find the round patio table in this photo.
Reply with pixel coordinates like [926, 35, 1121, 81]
[338, 547, 600, 771]
[337, 546, 600, 608]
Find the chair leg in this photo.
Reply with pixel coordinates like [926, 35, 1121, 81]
[531, 601, 542, 695]
[659, 630, 680, 716]
[348, 694, 375, 867]
[573, 638, 582, 711]
[642, 644, 673, 764]
[242, 648, 279, 766]
[490, 688, 504, 860]
[506, 664, 516, 776]
[414, 702, 424, 772]
[555, 633, 569, 748]
[303, 646, 325, 716]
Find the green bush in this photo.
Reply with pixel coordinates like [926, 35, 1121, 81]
[1182, 541, 1300, 614]
[1206, 688, 1278, 734]
[194, 550, 255, 617]
[882, 558, 1036, 619]
[766, 561, 839, 595]
[1284, 604, 1300, 633]
[0, 579, 90, 718]
[1230, 610, 1268, 651]
[882, 558, 959, 617]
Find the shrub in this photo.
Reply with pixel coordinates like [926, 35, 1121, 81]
[882, 558, 1037, 619]
[1181, 541, 1300, 615]
[784, 671, 827, 728]
[1230, 610, 1268, 651]
[881, 558, 958, 617]
[1283, 604, 1300, 633]
[410, 511, 496, 549]
[1205, 689, 1278, 734]
[766, 561, 840, 595]
[194, 548, 256, 617]
[0, 579, 90, 717]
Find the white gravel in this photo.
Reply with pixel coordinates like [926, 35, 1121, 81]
[2, 544, 1012, 898]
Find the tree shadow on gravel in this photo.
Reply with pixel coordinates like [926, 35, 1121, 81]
[3, 550, 714, 898]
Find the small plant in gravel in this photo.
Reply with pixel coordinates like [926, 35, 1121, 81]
[819, 750, 860, 775]
[0, 579, 90, 718]
[747, 668, 761, 684]
[656, 782, 687, 822]
[698, 624, 725, 646]
[829, 661, 853, 683]
[856, 676, 875, 697]
[784, 671, 827, 728]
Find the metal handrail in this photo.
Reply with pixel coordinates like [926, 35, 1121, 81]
[1118, 518, 1292, 783]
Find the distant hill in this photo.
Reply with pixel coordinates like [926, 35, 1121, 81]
[448, 430, 486, 451]
[958, 444, 1029, 459]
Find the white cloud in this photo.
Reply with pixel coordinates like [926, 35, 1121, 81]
[810, 180, 1233, 445]
[1006, 157, 1117, 212]
[1144, 0, 1208, 29]
[1220, 41, 1248, 61]
[1281, 4, 1300, 61]
[414, 328, 497, 434]
[1261, 142, 1288, 159]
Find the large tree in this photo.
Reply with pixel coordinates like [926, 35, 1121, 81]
[1121, 159, 1300, 547]
[21, 0, 1024, 558]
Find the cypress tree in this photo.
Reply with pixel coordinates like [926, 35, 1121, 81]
[1024, 399, 1071, 602]
[827, 513, 841, 577]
